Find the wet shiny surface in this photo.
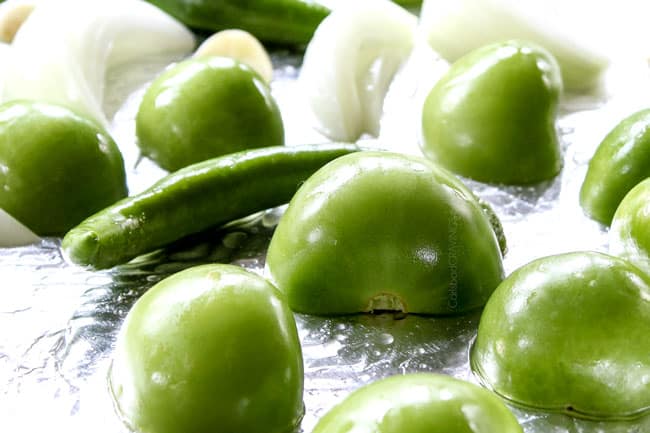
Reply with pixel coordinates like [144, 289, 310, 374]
[2, 53, 650, 432]
[471, 252, 650, 420]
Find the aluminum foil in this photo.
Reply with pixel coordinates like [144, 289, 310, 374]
[2, 50, 650, 433]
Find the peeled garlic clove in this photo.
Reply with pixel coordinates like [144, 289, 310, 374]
[4, 0, 195, 128]
[300, 0, 417, 142]
[0, 0, 36, 43]
[195, 29, 273, 83]
[0, 208, 40, 247]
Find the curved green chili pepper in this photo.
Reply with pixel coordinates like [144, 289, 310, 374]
[144, 0, 330, 46]
[62, 144, 359, 269]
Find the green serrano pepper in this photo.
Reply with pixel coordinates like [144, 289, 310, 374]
[144, 0, 331, 46]
[62, 144, 359, 269]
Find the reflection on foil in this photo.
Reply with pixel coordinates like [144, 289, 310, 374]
[2, 52, 650, 433]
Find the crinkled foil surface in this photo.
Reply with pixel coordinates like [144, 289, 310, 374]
[2, 50, 650, 433]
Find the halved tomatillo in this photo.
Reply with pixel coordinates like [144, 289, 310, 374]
[313, 373, 523, 433]
[109, 264, 304, 433]
[471, 251, 650, 420]
[266, 151, 504, 315]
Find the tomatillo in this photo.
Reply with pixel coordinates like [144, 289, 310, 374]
[421, 40, 562, 184]
[109, 264, 304, 433]
[313, 373, 523, 433]
[610, 178, 650, 276]
[136, 56, 284, 171]
[266, 151, 504, 315]
[581, 108, 650, 226]
[0, 100, 127, 236]
[471, 252, 650, 420]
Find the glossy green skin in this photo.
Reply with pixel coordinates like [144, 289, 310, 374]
[471, 252, 650, 420]
[266, 151, 504, 315]
[0, 101, 126, 235]
[109, 264, 304, 433]
[313, 374, 522, 433]
[145, 0, 330, 45]
[63, 144, 358, 269]
[580, 109, 650, 226]
[137, 57, 284, 172]
[610, 178, 650, 276]
[421, 40, 562, 184]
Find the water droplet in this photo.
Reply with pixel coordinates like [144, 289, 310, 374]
[378, 333, 394, 345]
[335, 323, 347, 331]
[223, 231, 247, 249]
[262, 210, 283, 227]
[151, 372, 167, 386]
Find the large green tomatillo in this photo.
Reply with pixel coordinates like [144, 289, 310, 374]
[313, 373, 523, 433]
[136, 56, 284, 171]
[0, 100, 127, 235]
[421, 40, 562, 184]
[109, 264, 304, 433]
[266, 151, 504, 315]
[471, 252, 650, 420]
[581, 109, 650, 226]
[610, 178, 650, 276]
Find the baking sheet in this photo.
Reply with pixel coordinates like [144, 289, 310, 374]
[2, 49, 650, 433]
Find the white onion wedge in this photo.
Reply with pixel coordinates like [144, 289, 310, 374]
[379, 41, 449, 155]
[420, 0, 610, 92]
[300, 0, 417, 142]
[0, 208, 40, 247]
[3, 0, 195, 127]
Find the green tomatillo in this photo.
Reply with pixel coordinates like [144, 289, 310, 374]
[421, 40, 562, 184]
[581, 108, 650, 226]
[610, 178, 650, 276]
[136, 56, 284, 172]
[313, 373, 523, 433]
[0, 100, 127, 236]
[471, 251, 650, 420]
[109, 264, 304, 433]
[266, 151, 504, 315]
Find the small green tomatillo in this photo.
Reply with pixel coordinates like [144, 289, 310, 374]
[0, 100, 126, 236]
[109, 264, 304, 433]
[136, 56, 284, 171]
[266, 151, 504, 315]
[421, 40, 562, 184]
[471, 252, 650, 420]
[581, 109, 650, 226]
[313, 373, 523, 433]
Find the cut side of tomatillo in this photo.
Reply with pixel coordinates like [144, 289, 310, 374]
[266, 151, 504, 315]
[421, 40, 562, 185]
[313, 373, 523, 433]
[0, 101, 127, 236]
[610, 178, 650, 276]
[109, 264, 304, 433]
[136, 56, 284, 172]
[471, 251, 650, 420]
[581, 109, 650, 226]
